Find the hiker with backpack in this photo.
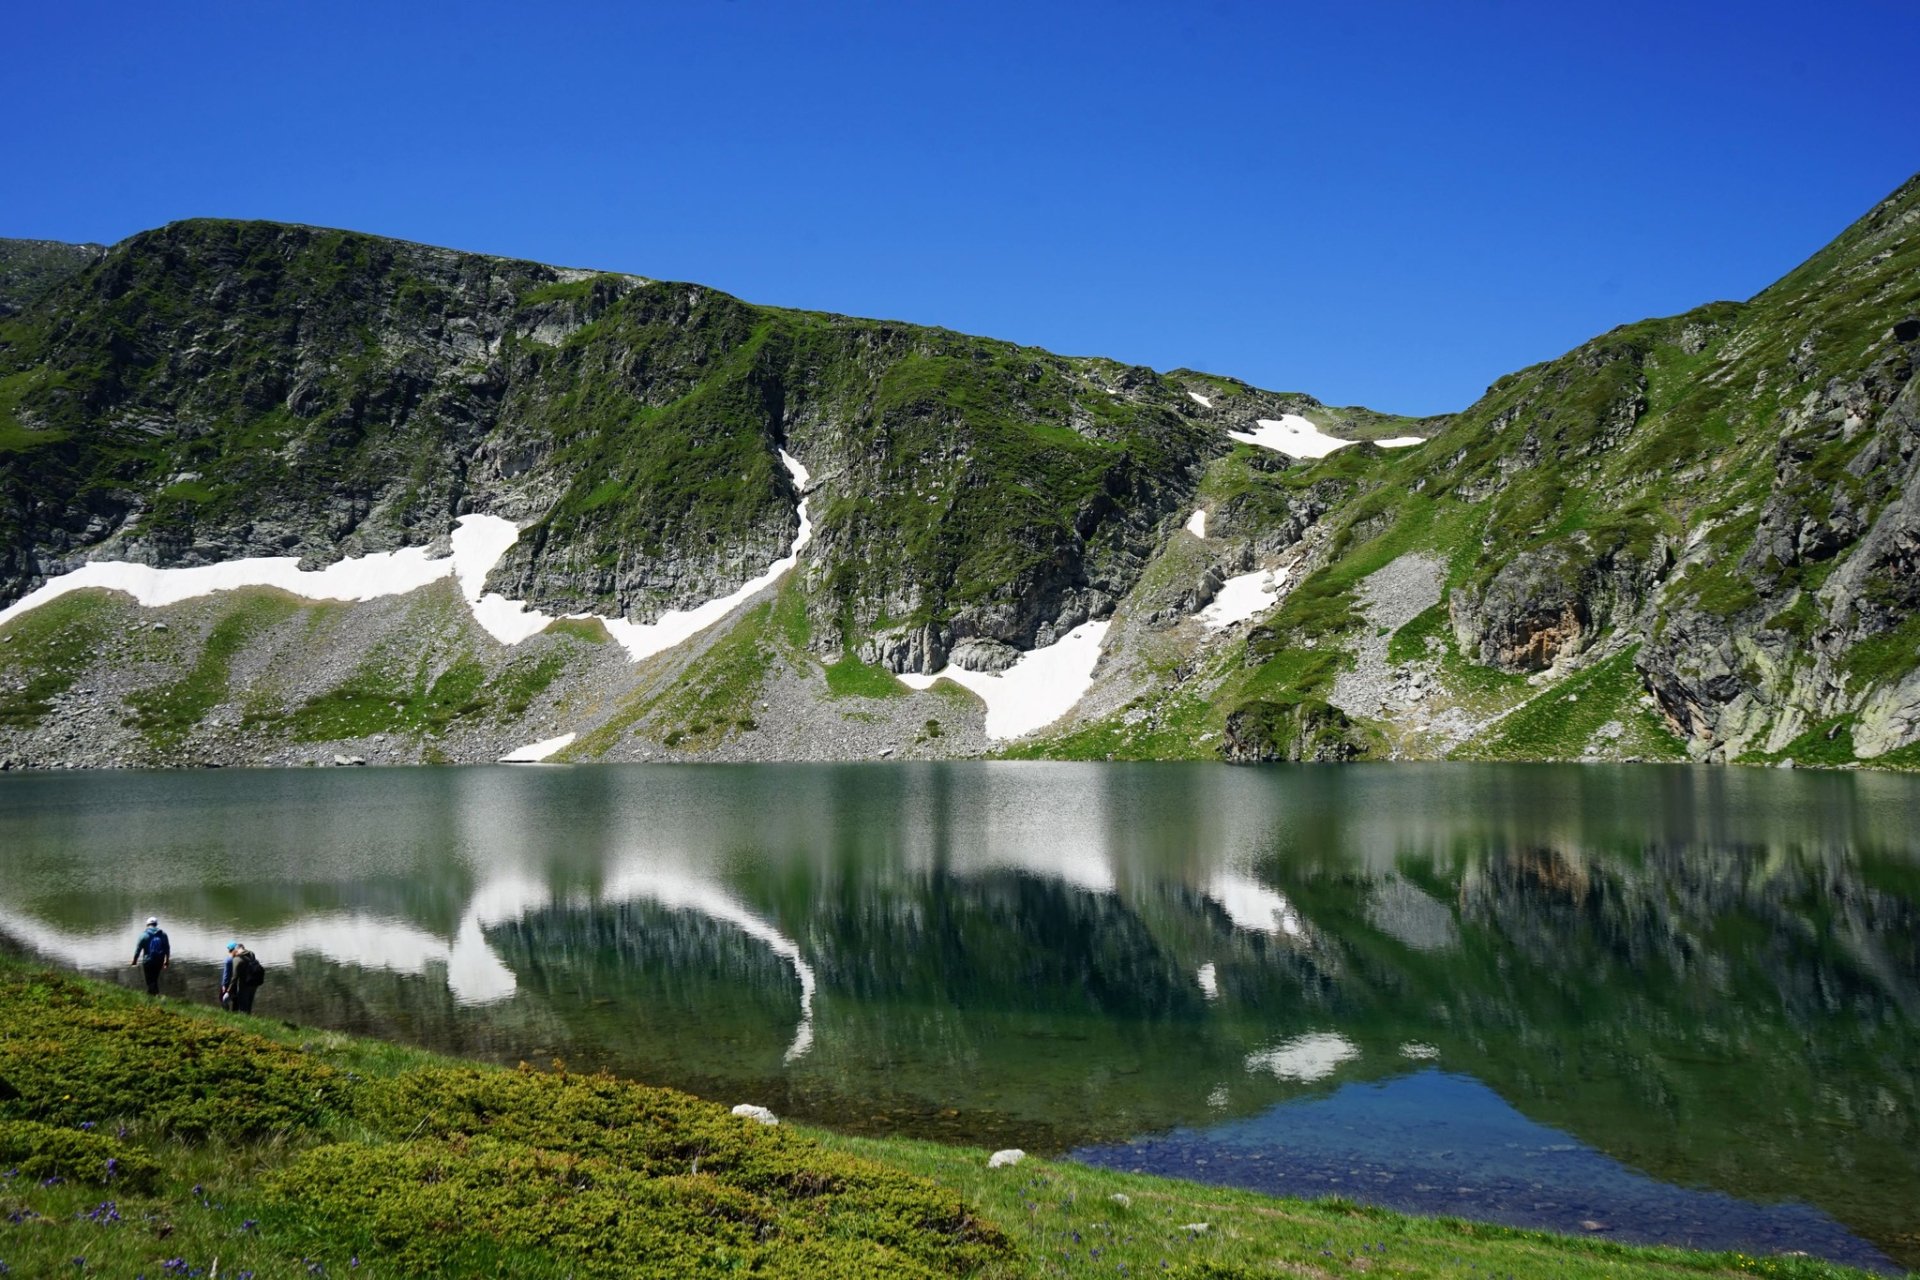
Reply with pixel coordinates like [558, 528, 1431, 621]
[221, 940, 266, 1014]
[128, 916, 170, 997]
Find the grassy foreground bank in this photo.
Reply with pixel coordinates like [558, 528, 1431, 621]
[0, 961, 1897, 1279]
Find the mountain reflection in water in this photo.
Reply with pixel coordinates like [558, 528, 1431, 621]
[0, 762, 1915, 1269]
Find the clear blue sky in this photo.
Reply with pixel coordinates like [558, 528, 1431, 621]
[9, 1, 1917, 415]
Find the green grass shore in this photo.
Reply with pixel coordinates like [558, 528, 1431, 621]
[0, 959, 1899, 1279]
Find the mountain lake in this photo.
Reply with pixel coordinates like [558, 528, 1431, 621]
[0, 762, 1914, 1270]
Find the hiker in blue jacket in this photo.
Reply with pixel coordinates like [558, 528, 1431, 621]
[129, 916, 170, 996]
[221, 940, 264, 1014]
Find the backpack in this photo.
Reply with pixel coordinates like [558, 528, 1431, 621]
[144, 928, 170, 962]
[236, 949, 265, 987]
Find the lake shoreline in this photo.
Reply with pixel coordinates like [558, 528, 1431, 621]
[4, 761, 1915, 1270]
[0, 958, 1900, 1279]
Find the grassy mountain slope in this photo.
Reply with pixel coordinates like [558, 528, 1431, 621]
[0, 221, 1393, 668]
[2, 174, 1918, 768]
[1025, 173, 1920, 767]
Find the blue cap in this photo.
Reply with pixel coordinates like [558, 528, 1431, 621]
[226, 941, 238, 951]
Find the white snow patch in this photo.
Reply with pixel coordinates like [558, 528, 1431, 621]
[1375, 436, 1425, 448]
[1399, 1042, 1440, 1060]
[1228, 414, 1354, 459]
[1197, 567, 1285, 630]
[458, 450, 816, 661]
[1184, 508, 1208, 539]
[1196, 962, 1219, 1000]
[499, 733, 576, 763]
[1187, 391, 1213, 409]
[898, 620, 1109, 740]
[0, 542, 456, 628]
[1244, 1031, 1359, 1082]
[1, 453, 817, 672]
[1205, 872, 1303, 936]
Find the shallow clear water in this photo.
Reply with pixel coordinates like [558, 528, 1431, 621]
[1, 762, 1915, 1270]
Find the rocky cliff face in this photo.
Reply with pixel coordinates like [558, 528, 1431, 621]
[0, 238, 103, 318]
[1007, 174, 1920, 768]
[0, 221, 1317, 662]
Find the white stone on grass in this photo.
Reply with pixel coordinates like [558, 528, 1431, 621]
[732, 1104, 779, 1126]
[1184, 508, 1208, 539]
[987, 1149, 1025, 1169]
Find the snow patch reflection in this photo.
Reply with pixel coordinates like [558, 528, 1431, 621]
[1244, 1031, 1359, 1082]
[1205, 872, 1304, 936]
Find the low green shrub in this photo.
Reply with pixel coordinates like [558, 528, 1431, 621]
[272, 1138, 787, 1278]
[353, 1067, 1008, 1274]
[0, 970, 348, 1138]
[0, 1117, 160, 1190]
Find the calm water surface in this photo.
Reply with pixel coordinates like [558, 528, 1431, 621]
[1, 763, 1915, 1270]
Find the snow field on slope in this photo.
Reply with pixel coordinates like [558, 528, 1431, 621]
[0, 453, 815, 669]
[499, 732, 577, 763]
[897, 620, 1111, 741]
[1197, 567, 1289, 630]
[0, 450, 1112, 744]
[456, 450, 815, 661]
[1226, 415, 1425, 459]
